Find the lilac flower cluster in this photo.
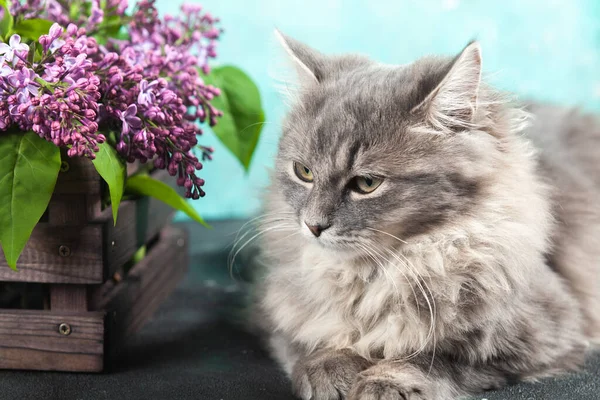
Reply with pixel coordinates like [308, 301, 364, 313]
[11, 1, 129, 32]
[2, 1, 222, 199]
[0, 27, 104, 157]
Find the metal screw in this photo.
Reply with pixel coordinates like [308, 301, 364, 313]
[60, 161, 70, 173]
[111, 240, 116, 247]
[58, 323, 72, 336]
[112, 272, 122, 283]
[177, 238, 185, 247]
[58, 245, 71, 257]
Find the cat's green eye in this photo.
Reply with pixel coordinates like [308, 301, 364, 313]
[293, 162, 314, 183]
[352, 176, 384, 194]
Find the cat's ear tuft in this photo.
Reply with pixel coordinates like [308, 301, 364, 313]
[273, 29, 325, 84]
[269, 30, 326, 101]
[411, 41, 482, 132]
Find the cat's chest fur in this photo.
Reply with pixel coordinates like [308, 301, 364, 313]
[263, 243, 457, 359]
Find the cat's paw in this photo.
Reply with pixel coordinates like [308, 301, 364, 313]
[347, 364, 432, 400]
[292, 349, 372, 400]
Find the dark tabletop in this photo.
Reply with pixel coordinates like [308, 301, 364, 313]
[1, 220, 598, 400]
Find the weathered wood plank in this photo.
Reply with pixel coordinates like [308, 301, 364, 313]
[47, 194, 89, 226]
[0, 225, 104, 284]
[0, 168, 179, 283]
[53, 156, 102, 195]
[100, 169, 179, 277]
[91, 227, 187, 351]
[0, 310, 104, 372]
[50, 285, 88, 311]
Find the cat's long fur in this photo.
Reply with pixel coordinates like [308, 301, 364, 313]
[252, 33, 599, 400]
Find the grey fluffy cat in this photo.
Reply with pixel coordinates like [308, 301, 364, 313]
[251, 31, 600, 400]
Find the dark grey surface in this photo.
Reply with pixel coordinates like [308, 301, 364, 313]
[0, 220, 598, 400]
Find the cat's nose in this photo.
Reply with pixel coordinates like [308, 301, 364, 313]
[305, 222, 330, 237]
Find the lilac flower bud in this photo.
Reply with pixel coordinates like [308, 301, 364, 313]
[104, 52, 118, 65]
[157, 78, 168, 89]
[17, 104, 29, 114]
[133, 130, 146, 143]
[167, 163, 178, 176]
[67, 24, 78, 36]
[39, 35, 50, 51]
[116, 141, 128, 154]
[110, 73, 123, 86]
[154, 158, 165, 169]
[49, 23, 63, 40]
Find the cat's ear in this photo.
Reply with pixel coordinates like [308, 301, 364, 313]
[411, 41, 482, 132]
[273, 30, 325, 84]
[269, 30, 326, 100]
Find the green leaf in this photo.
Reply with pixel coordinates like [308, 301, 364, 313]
[0, 0, 14, 39]
[101, 15, 124, 37]
[0, 131, 61, 270]
[203, 66, 265, 171]
[125, 174, 209, 227]
[69, 2, 81, 21]
[92, 142, 126, 226]
[132, 245, 146, 264]
[13, 19, 54, 41]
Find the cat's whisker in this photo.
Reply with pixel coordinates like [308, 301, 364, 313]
[238, 120, 276, 136]
[366, 227, 408, 245]
[394, 251, 438, 368]
[232, 211, 296, 237]
[372, 244, 425, 313]
[365, 243, 416, 310]
[362, 241, 427, 363]
[229, 223, 296, 278]
[229, 225, 297, 280]
[229, 211, 296, 253]
[230, 211, 296, 238]
[357, 243, 400, 298]
[374, 244, 437, 361]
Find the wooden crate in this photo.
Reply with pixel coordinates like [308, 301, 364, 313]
[0, 156, 189, 372]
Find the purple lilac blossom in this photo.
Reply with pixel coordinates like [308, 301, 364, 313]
[1, 1, 222, 198]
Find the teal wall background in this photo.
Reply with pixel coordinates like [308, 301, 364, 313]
[156, 0, 600, 221]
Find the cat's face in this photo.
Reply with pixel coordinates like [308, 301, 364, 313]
[271, 33, 497, 252]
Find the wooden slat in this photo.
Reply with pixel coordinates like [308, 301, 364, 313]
[0, 310, 104, 372]
[91, 227, 187, 351]
[100, 169, 179, 277]
[50, 285, 88, 311]
[0, 224, 104, 284]
[47, 194, 89, 226]
[52, 156, 144, 218]
[53, 156, 102, 195]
